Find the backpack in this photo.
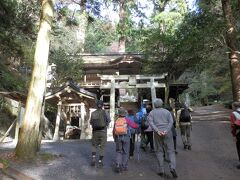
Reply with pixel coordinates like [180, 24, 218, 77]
[91, 109, 107, 130]
[141, 114, 149, 130]
[233, 111, 240, 128]
[179, 108, 191, 122]
[114, 117, 128, 135]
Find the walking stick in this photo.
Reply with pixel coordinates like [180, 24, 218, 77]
[136, 133, 140, 162]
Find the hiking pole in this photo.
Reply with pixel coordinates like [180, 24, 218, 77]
[136, 133, 140, 162]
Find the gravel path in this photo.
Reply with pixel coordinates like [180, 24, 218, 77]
[1, 105, 240, 180]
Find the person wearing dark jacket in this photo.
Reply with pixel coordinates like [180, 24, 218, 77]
[90, 100, 110, 167]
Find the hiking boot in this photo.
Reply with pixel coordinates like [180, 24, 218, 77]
[184, 145, 187, 150]
[170, 169, 178, 178]
[188, 146, 191, 150]
[90, 156, 96, 166]
[175, 150, 178, 154]
[98, 160, 103, 167]
[115, 164, 121, 173]
[157, 172, 164, 177]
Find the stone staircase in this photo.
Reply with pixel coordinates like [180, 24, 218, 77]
[191, 105, 232, 122]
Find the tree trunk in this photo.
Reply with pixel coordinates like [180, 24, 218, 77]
[221, 0, 240, 101]
[118, 0, 126, 52]
[76, 0, 88, 53]
[15, 0, 55, 159]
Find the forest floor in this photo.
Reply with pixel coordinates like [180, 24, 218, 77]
[0, 104, 240, 180]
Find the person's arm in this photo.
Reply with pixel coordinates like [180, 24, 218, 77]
[104, 110, 111, 126]
[125, 118, 139, 129]
[147, 111, 159, 133]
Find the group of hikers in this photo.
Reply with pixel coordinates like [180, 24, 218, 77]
[89, 98, 193, 178]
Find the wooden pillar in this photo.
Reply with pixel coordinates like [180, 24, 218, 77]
[15, 102, 22, 141]
[150, 78, 156, 108]
[164, 77, 169, 105]
[53, 101, 62, 141]
[110, 78, 115, 128]
[80, 102, 85, 139]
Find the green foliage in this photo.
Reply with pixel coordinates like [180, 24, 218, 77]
[0, 63, 26, 92]
[84, 20, 118, 53]
[126, 0, 233, 105]
[0, 0, 39, 92]
[49, 48, 84, 84]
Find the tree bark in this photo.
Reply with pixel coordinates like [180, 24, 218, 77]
[76, 0, 88, 53]
[15, 0, 55, 159]
[221, 0, 240, 101]
[118, 0, 126, 52]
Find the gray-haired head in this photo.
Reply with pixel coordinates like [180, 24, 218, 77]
[153, 98, 163, 108]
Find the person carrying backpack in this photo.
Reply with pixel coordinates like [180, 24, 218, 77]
[230, 102, 240, 169]
[113, 108, 139, 173]
[90, 100, 110, 167]
[126, 109, 138, 159]
[178, 104, 192, 150]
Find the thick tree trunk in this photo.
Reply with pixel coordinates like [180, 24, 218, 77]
[221, 0, 240, 101]
[76, 0, 88, 53]
[118, 0, 126, 52]
[15, 0, 55, 159]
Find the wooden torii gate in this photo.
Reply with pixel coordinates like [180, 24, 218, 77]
[99, 74, 168, 127]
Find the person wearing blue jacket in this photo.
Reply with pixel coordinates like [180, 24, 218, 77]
[126, 109, 138, 158]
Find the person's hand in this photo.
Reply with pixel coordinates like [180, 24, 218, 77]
[161, 131, 167, 136]
[157, 131, 167, 136]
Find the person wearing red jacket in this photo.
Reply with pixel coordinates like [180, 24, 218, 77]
[230, 102, 240, 169]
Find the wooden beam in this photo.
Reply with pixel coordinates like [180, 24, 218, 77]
[99, 74, 167, 80]
[0, 118, 17, 143]
[100, 82, 166, 89]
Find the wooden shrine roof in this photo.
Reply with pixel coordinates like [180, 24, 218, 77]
[45, 81, 97, 106]
[76, 53, 143, 74]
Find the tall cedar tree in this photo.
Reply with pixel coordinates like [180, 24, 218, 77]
[221, 0, 240, 101]
[15, 0, 55, 159]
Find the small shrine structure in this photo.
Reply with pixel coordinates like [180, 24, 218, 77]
[45, 80, 97, 140]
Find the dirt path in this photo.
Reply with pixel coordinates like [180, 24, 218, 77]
[0, 105, 240, 180]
